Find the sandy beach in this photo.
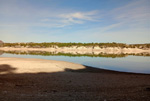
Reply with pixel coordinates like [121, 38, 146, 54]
[0, 57, 150, 101]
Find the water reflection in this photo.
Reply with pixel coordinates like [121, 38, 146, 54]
[1, 50, 150, 58]
[0, 50, 3, 55]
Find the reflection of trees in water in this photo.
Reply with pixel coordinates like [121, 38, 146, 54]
[0, 50, 4, 55]
[2, 50, 150, 58]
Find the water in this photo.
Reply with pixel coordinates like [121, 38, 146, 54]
[0, 52, 150, 74]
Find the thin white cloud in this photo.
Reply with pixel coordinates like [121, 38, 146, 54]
[109, 0, 150, 28]
[60, 10, 99, 21]
[40, 10, 100, 27]
[93, 0, 150, 32]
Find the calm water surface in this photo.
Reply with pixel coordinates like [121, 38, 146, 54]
[0, 53, 150, 74]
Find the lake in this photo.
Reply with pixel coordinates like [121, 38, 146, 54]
[0, 51, 150, 74]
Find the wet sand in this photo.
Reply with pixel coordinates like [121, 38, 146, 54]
[0, 57, 150, 101]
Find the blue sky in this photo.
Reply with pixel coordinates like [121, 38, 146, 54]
[0, 0, 149, 43]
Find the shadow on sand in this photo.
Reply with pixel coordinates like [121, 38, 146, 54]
[0, 64, 150, 101]
[0, 64, 16, 74]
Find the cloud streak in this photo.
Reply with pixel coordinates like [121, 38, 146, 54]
[40, 10, 100, 27]
[94, 0, 150, 32]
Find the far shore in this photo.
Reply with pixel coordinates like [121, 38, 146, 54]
[0, 47, 150, 54]
[0, 57, 150, 100]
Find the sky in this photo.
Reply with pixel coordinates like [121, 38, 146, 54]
[0, 0, 150, 44]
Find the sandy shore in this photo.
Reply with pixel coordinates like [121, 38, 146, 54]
[0, 57, 85, 74]
[0, 57, 150, 101]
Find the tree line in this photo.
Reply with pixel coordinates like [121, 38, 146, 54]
[1, 42, 150, 49]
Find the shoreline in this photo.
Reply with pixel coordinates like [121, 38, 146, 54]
[0, 57, 149, 75]
[0, 47, 150, 54]
[0, 57, 150, 100]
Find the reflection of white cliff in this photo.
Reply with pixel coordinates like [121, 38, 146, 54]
[0, 45, 150, 55]
[0, 50, 3, 55]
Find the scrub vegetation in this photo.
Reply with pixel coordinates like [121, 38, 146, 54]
[2, 42, 150, 49]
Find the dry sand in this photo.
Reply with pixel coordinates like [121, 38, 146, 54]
[0, 57, 150, 101]
[0, 57, 85, 74]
